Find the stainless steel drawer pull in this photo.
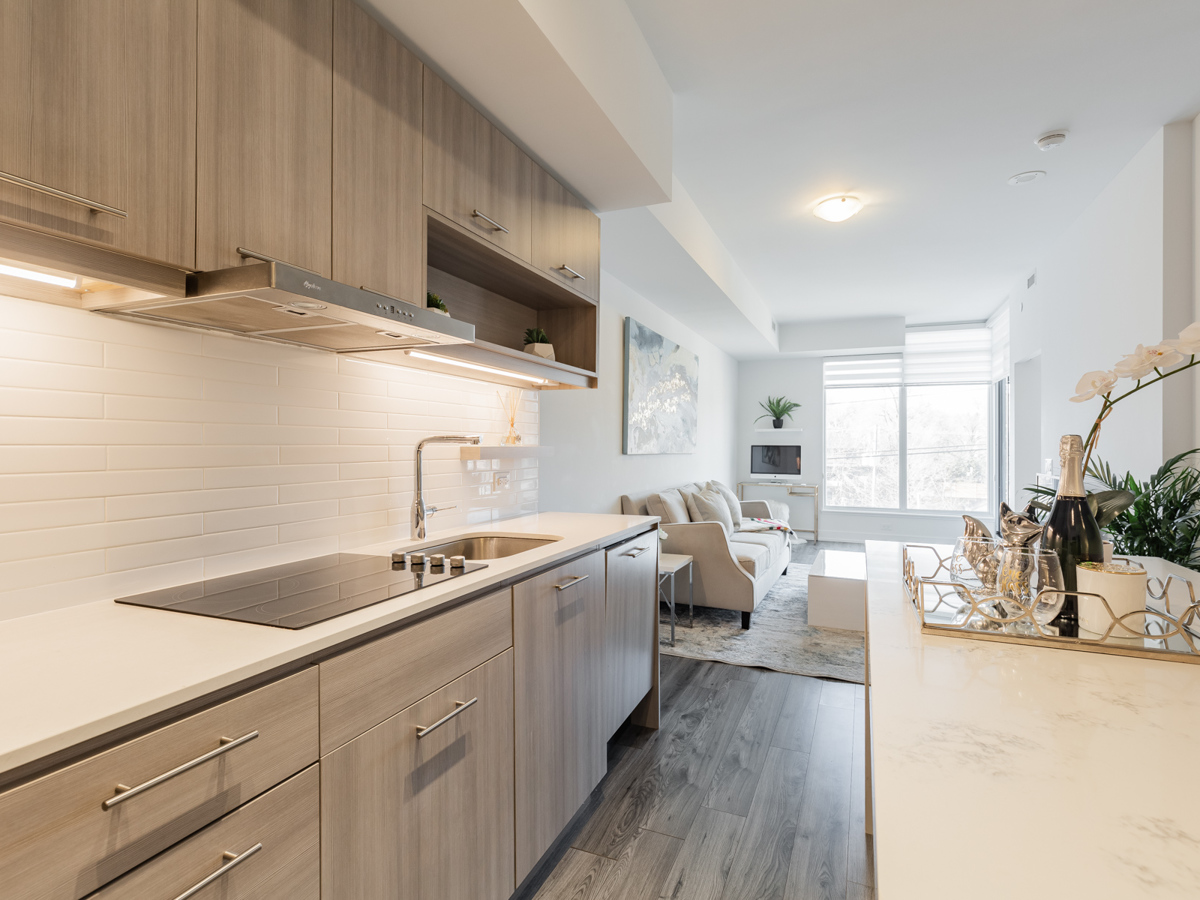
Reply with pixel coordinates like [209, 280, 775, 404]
[0, 169, 127, 218]
[623, 546, 650, 558]
[554, 574, 590, 591]
[416, 697, 479, 738]
[102, 731, 260, 810]
[557, 264, 585, 280]
[472, 210, 509, 234]
[172, 843, 263, 900]
[236, 246, 321, 276]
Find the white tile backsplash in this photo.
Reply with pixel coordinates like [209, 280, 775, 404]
[0, 294, 539, 620]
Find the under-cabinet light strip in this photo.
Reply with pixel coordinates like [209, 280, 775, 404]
[0, 262, 79, 288]
[405, 350, 552, 385]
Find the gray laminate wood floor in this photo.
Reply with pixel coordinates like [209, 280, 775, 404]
[514, 653, 874, 900]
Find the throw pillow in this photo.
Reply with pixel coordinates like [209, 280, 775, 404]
[706, 480, 744, 529]
[685, 488, 734, 536]
[647, 488, 689, 524]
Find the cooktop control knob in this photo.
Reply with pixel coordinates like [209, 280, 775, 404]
[409, 552, 425, 567]
[430, 554, 446, 568]
[450, 555, 467, 569]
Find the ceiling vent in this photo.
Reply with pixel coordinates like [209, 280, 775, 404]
[1027, 272, 1037, 289]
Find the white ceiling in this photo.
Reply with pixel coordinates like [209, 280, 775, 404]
[623, 0, 1200, 327]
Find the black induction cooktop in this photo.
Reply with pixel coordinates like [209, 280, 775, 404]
[115, 553, 488, 629]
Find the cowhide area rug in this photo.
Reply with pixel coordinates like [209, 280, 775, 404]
[660, 560, 865, 684]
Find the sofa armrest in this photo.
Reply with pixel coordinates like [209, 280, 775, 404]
[659, 520, 737, 564]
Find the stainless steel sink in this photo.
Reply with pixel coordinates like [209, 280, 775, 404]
[393, 534, 559, 562]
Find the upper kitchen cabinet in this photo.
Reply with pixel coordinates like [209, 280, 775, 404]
[424, 69, 532, 262]
[197, 0, 333, 275]
[332, 0, 423, 306]
[533, 164, 600, 302]
[0, 0, 196, 270]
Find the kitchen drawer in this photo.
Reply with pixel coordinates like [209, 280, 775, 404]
[0, 667, 318, 900]
[90, 764, 319, 900]
[320, 587, 512, 754]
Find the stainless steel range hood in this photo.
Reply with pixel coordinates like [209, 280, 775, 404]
[96, 253, 474, 352]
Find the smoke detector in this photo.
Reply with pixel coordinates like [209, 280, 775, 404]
[1036, 131, 1068, 151]
[1008, 170, 1045, 186]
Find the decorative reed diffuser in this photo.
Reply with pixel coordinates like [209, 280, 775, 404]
[499, 389, 524, 445]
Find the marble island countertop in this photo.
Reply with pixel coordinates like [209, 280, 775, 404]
[865, 540, 1200, 899]
[0, 512, 657, 780]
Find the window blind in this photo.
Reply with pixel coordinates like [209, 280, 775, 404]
[903, 327, 992, 385]
[822, 355, 903, 387]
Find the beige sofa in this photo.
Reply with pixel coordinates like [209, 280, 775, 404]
[620, 483, 792, 629]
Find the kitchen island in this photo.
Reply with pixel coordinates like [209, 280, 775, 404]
[865, 540, 1200, 898]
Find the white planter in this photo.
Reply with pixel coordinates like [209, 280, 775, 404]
[1077, 562, 1148, 636]
[524, 342, 555, 360]
[429, 307, 450, 317]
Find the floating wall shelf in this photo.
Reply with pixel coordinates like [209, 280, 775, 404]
[461, 445, 554, 460]
[753, 428, 803, 434]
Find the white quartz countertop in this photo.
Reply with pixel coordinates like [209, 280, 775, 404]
[0, 512, 657, 779]
[865, 541, 1200, 899]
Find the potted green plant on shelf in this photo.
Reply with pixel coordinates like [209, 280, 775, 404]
[427, 292, 449, 316]
[755, 395, 801, 429]
[524, 327, 555, 361]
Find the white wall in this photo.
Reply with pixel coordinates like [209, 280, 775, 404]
[0, 294, 538, 621]
[736, 357, 966, 545]
[1010, 123, 1196, 488]
[539, 271, 738, 513]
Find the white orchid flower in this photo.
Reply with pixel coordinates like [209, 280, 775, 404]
[1161, 321, 1200, 355]
[1069, 370, 1117, 402]
[1113, 343, 1184, 380]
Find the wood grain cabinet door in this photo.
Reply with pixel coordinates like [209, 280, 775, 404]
[197, 0, 333, 275]
[424, 67, 532, 261]
[321, 650, 516, 900]
[0, 0, 196, 268]
[605, 533, 658, 738]
[513, 550, 607, 883]
[532, 164, 600, 302]
[332, 0, 423, 305]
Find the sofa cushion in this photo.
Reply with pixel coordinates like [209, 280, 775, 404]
[732, 531, 788, 571]
[647, 488, 689, 524]
[706, 480, 744, 529]
[730, 539, 769, 577]
[685, 488, 734, 536]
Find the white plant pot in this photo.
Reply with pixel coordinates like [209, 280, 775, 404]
[429, 307, 450, 317]
[1076, 562, 1147, 637]
[524, 342, 555, 361]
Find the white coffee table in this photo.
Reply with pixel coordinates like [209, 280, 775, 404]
[658, 553, 693, 646]
[808, 549, 866, 631]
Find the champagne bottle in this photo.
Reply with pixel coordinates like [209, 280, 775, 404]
[1040, 434, 1104, 636]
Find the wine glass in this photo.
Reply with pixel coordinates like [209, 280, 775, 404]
[950, 537, 1001, 590]
[997, 548, 1065, 626]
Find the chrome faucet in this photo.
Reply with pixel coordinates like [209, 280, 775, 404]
[413, 435, 480, 540]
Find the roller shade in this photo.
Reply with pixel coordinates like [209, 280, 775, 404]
[903, 327, 992, 385]
[822, 355, 903, 387]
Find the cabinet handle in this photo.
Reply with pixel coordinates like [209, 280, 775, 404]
[0, 169, 127, 218]
[472, 210, 510, 234]
[172, 843, 263, 900]
[102, 731, 260, 810]
[554, 574, 590, 592]
[623, 546, 650, 558]
[557, 264, 585, 280]
[416, 697, 479, 738]
[236, 246, 321, 276]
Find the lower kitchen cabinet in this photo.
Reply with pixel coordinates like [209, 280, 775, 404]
[321, 649, 516, 900]
[513, 550, 608, 883]
[88, 765, 320, 900]
[604, 532, 659, 738]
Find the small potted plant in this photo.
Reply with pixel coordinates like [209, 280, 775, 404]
[524, 327, 555, 360]
[427, 292, 450, 316]
[756, 395, 800, 429]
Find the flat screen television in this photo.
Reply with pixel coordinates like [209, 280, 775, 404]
[751, 445, 801, 477]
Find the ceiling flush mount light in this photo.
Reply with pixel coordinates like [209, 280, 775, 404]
[1008, 170, 1046, 186]
[0, 262, 80, 289]
[405, 350, 551, 385]
[813, 195, 864, 223]
[1036, 131, 1068, 151]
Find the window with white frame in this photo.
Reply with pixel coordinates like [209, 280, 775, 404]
[823, 327, 992, 513]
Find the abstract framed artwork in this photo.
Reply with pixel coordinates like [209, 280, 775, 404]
[623, 317, 699, 454]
